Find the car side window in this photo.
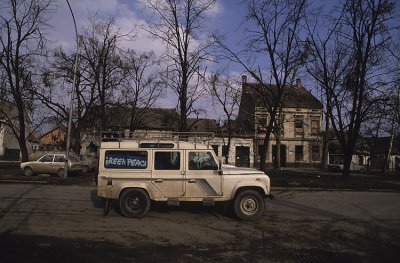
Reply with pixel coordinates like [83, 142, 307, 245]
[154, 151, 180, 170]
[188, 152, 218, 170]
[40, 155, 54, 162]
[54, 156, 65, 162]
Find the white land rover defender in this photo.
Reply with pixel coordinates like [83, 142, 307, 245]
[97, 131, 272, 221]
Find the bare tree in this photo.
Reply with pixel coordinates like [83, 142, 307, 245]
[79, 17, 127, 131]
[0, 0, 52, 161]
[305, 0, 396, 177]
[208, 72, 240, 164]
[216, 0, 308, 171]
[119, 49, 162, 130]
[303, 5, 349, 171]
[142, 0, 216, 132]
[37, 17, 129, 153]
[36, 46, 88, 153]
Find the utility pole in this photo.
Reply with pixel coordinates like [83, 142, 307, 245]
[64, 0, 79, 178]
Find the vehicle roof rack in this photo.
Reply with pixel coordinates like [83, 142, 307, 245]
[100, 130, 214, 149]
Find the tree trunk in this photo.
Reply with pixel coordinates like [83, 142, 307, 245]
[275, 138, 281, 169]
[383, 123, 396, 173]
[321, 109, 330, 169]
[17, 105, 29, 162]
[179, 92, 188, 132]
[342, 146, 354, 178]
[226, 121, 232, 164]
[260, 124, 274, 171]
[18, 136, 29, 162]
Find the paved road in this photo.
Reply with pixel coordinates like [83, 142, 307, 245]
[0, 184, 399, 262]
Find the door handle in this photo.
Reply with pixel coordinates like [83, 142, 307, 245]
[154, 179, 163, 183]
[188, 179, 196, 183]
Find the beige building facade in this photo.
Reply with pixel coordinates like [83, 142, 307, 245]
[238, 78, 324, 168]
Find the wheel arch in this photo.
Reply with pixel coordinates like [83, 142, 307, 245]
[232, 184, 268, 200]
[117, 184, 152, 200]
[23, 166, 34, 175]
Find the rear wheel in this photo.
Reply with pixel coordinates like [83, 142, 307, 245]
[24, 167, 34, 176]
[57, 168, 64, 177]
[119, 189, 150, 218]
[234, 190, 265, 221]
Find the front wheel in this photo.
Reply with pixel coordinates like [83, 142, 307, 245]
[119, 189, 150, 218]
[234, 190, 265, 221]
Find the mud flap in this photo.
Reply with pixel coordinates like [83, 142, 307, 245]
[103, 198, 112, 216]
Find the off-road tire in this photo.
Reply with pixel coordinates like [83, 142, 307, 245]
[24, 167, 34, 176]
[234, 190, 265, 221]
[119, 188, 150, 218]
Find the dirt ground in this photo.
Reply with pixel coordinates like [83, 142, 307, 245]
[0, 183, 399, 263]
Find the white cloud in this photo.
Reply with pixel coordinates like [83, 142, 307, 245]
[49, 0, 166, 55]
[47, 0, 229, 115]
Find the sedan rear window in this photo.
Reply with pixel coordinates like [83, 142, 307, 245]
[54, 155, 65, 162]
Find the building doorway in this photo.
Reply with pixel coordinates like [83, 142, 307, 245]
[235, 146, 250, 167]
[272, 144, 287, 167]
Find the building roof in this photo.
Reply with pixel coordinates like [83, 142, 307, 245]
[241, 81, 323, 110]
[39, 126, 65, 139]
[100, 107, 222, 133]
[98, 107, 179, 131]
[187, 118, 219, 132]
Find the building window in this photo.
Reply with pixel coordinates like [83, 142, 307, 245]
[257, 116, 267, 131]
[258, 144, 264, 157]
[295, 146, 303, 161]
[312, 146, 320, 161]
[222, 145, 229, 156]
[294, 116, 304, 136]
[256, 107, 268, 132]
[311, 119, 320, 135]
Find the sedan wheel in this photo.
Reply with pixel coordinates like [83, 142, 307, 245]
[57, 168, 65, 177]
[24, 167, 34, 176]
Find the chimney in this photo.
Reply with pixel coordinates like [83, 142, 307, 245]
[296, 78, 302, 88]
[242, 75, 247, 84]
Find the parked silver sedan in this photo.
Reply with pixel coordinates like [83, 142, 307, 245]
[20, 154, 82, 176]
